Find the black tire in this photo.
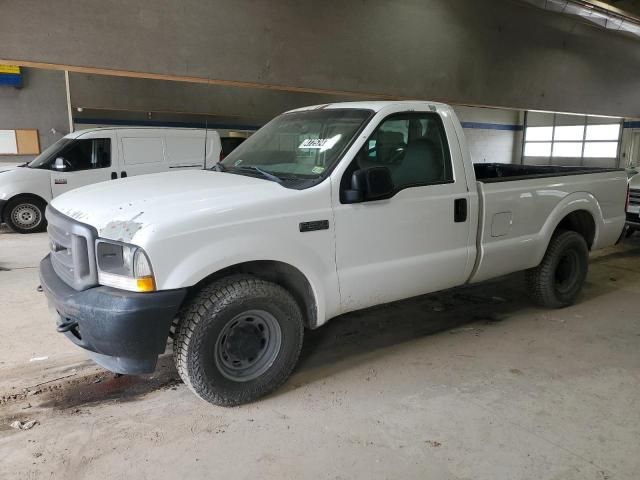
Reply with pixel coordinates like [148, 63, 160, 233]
[526, 230, 589, 308]
[4, 196, 47, 234]
[173, 275, 304, 406]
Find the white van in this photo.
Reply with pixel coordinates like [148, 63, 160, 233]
[0, 127, 221, 233]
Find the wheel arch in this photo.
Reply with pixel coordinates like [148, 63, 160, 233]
[2, 193, 48, 223]
[541, 192, 603, 253]
[189, 260, 319, 329]
[523, 192, 603, 270]
[553, 209, 596, 249]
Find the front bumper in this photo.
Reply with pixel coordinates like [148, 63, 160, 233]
[39, 254, 187, 374]
[626, 212, 640, 229]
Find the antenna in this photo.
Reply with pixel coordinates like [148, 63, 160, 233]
[203, 116, 208, 169]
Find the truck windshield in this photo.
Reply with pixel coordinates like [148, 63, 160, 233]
[219, 109, 372, 185]
[27, 138, 72, 169]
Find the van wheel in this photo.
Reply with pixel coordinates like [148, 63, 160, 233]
[173, 275, 304, 406]
[5, 197, 47, 233]
[526, 230, 589, 308]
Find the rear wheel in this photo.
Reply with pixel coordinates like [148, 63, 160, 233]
[526, 230, 589, 308]
[5, 197, 47, 233]
[173, 275, 304, 406]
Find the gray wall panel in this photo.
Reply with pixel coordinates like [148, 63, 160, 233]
[0, 69, 69, 162]
[0, 0, 639, 116]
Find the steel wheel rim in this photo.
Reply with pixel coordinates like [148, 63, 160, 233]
[214, 309, 282, 382]
[11, 203, 41, 230]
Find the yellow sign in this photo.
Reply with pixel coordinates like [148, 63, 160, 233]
[0, 65, 21, 75]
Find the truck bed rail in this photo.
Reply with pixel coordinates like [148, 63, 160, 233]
[474, 163, 623, 183]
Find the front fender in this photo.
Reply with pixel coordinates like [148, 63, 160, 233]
[148, 228, 340, 326]
[0, 168, 52, 204]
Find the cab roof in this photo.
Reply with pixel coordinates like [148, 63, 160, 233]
[286, 100, 450, 114]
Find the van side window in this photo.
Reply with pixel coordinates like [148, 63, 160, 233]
[356, 112, 453, 190]
[60, 139, 111, 171]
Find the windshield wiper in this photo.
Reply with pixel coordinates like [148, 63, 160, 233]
[230, 165, 283, 183]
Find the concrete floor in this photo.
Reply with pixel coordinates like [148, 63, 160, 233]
[0, 225, 639, 480]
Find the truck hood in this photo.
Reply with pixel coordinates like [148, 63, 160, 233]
[50, 170, 292, 243]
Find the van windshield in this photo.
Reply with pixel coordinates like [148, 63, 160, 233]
[219, 109, 372, 185]
[28, 138, 72, 169]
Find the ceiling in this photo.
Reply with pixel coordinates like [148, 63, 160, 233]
[520, 0, 640, 38]
[601, 0, 640, 18]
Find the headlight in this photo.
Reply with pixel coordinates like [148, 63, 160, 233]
[96, 240, 156, 292]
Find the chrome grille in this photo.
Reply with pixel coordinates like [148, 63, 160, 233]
[46, 206, 98, 291]
[629, 189, 640, 206]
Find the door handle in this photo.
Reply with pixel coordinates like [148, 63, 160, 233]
[454, 198, 467, 223]
[121, 171, 127, 178]
[111, 172, 117, 180]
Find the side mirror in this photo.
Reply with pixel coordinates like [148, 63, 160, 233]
[53, 157, 67, 171]
[342, 166, 394, 204]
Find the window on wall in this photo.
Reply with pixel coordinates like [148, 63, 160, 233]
[523, 114, 622, 162]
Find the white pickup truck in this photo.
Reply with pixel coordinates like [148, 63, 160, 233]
[39, 101, 627, 406]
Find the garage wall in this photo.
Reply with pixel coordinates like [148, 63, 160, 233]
[0, 69, 69, 163]
[1, 68, 626, 168]
[1, 0, 640, 117]
[68, 73, 353, 129]
[68, 73, 527, 164]
[453, 106, 523, 164]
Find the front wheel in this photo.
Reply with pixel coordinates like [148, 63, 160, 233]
[173, 275, 304, 406]
[5, 197, 47, 233]
[526, 230, 589, 308]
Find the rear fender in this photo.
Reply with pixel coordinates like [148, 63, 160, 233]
[532, 191, 604, 265]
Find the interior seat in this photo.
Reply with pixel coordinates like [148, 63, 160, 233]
[376, 131, 406, 164]
[391, 139, 444, 187]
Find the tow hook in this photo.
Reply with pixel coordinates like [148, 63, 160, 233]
[57, 319, 79, 333]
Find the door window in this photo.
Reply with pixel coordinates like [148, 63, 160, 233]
[353, 112, 453, 193]
[59, 138, 111, 171]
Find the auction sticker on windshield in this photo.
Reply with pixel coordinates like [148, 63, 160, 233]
[299, 136, 341, 150]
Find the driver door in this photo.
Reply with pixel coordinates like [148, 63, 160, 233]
[333, 111, 472, 313]
[50, 134, 117, 197]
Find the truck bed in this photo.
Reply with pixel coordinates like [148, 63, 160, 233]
[469, 166, 627, 284]
[474, 163, 622, 183]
